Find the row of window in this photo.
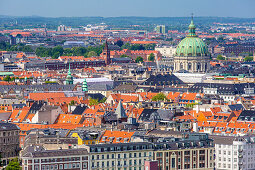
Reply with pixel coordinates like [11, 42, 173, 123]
[39, 163, 87, 170]
[92, 159, 146, 168]
[91, 152, 151, 160]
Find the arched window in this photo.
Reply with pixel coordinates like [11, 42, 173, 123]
[180, 63, 183, 70]
[188, 63, 192, 70]
[197, 63, 200, 71]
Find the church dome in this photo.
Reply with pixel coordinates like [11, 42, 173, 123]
[175, 19, 209, 57]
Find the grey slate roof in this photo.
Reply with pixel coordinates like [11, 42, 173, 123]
[0, 123, 19, 131]
[138, 109, 175, 122]
[142, 73, 184, 86]
[115, 101, 127, 119]
[0, 84, 76, 94]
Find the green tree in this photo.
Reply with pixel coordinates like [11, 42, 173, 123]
[130, 44, 145, 50]
[121, 43, 131, 50]
[135, 56, 144, 63]
[216, 55, 225, 60]
[52, 46, 64, 56]
[89, 98, 99, 106]
[63, 48, 73, 56]
[144, 44, 156, 50]
[87, 51, 97, 57]
[99, 97, 107, 103]
[11, 77, 15, 81]
[5, 158, 21, 170]
[22, 45, 34, 52]
[72, 47, 87, 56]
[69, 100, 76, 106]
[152, 93, 168, 101]
[120, 54, 129, 58]
[244, 56, 253, 62]
[3, 75, 11, 82]
[148, 53, 155, 61]
[52, 52, 61, 59]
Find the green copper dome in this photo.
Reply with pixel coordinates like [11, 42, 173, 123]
[175, 18, 209, 57]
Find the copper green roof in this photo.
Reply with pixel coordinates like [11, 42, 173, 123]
[175, 18, 209, 57]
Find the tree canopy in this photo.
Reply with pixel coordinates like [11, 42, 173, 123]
[120, 54, 129, 58]
[5, 158, 21, 170]
[87, 51, 97, 57]
[89, 98, 99, 106]
[135, 56, 144, 63]
[216, 55, 225, 60]
[152, 93, 168, 101]
[244, 56, 253, 62]
[148, 53, 155, 61]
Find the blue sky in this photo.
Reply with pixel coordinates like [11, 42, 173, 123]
[0, 0, 254, 18]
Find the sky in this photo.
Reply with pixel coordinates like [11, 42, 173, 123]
[0, 0, 254, 18]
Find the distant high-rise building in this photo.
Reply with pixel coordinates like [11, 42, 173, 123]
[57, 25, 67, 32]
[155, 25, 166, 34]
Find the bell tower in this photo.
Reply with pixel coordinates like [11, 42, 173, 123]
[101, 40, 111, 65]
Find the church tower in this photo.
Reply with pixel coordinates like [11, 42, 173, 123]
[101, 40, 111, 65]
[65, 63, 73, 85]
[82, 78, 88, 92]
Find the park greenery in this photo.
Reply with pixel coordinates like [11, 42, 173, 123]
[121, 42, 156, 50]
[216, 55, 225, 60]
[89, 97, 107, 106]
[244, 56, 253, 62]
[152, 93, 168, 101]
[5, 158, 21, 170]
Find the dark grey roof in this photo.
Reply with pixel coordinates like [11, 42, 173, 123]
[12, 104, 26, 109]
[72, 105, 87, 115]
[139, 109, 175, 122]
[88, 93, 105, 101]
[113, 84, 137, 93]
[0, 123, 19, 131]
[189, 83, 255, 95]
[237, 110, 255, 121]
[209, 135, 236, 145]
[228, 104, 245, 111]
[0, 84, 76, 94]
[88, 84, 113, 91]
[142, 73, 184, 86]
[22, 146, 88, 158]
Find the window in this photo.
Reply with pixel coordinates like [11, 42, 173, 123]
[59, 164, 63, 169]
[64, 164, 68, 169]
[172, 158, 175, 168]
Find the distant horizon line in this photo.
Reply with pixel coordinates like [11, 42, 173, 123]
[0, 15, 254, 19]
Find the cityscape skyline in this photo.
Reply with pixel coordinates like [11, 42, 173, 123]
[0, 0, 254, 18]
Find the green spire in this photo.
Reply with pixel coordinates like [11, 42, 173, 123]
[82, 78, 88, 92]
[68, 63, 71, 76]
[65, 63, 73, 85]
[188, 14, 197, 37]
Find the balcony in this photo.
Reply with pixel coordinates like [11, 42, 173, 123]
[238, 155, 243, 158]
[238, 149, 243, 152]
[238, 162, 243, 165]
